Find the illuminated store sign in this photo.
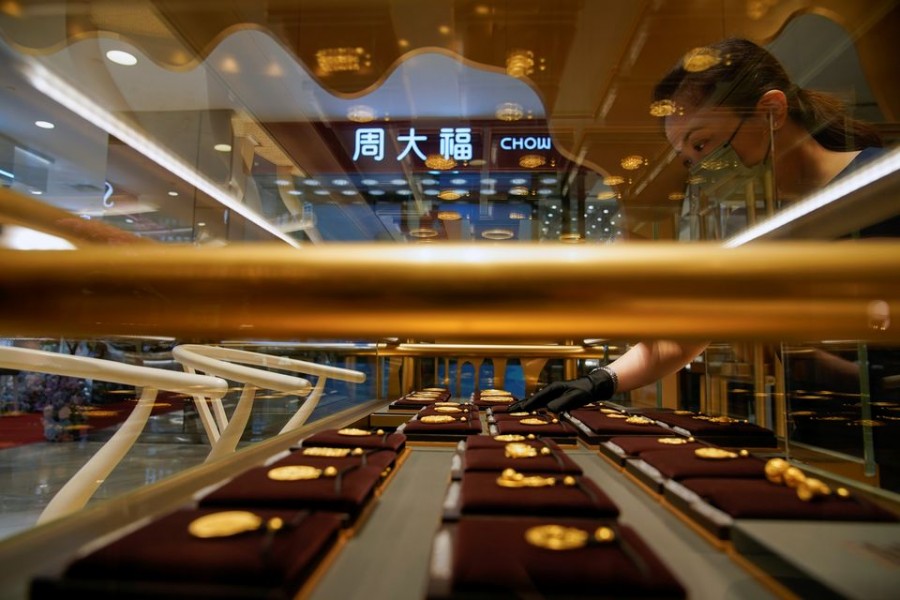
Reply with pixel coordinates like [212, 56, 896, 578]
[350, 126, 552, 165]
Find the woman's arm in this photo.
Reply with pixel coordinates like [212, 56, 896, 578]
[608, 340, 709, 393]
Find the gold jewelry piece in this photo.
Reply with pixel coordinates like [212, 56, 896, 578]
[657, 437, 688, 445]
[480, 397, 513, 403]
[494, 434, 526, 442]
[302, 447, 351, 458]
[509, 411, 530, 417]
[351, 447, 365, 456]
[376, 429, 385, 435]
[420, 415, 456, 424]
[524, 525, 588, 551]
[505, 442, 538, 458]
[739, 449, 750, 457]
[694, 447, 738, 460]
[600, 408, 617, 414]
[527, 434, 536, 440]
[764, 458, 790, 484]
[782, 466, 807, 489]
[268, 465, 324, 481]
[540, 447, 551, 455]
[434, 402, 458, 407]
[520, 418, 549, 426]
[435, 406, 462, 413]
[496, 468, 556, 488]
[796, 477, 831, 502]
[481, 389, 511, 396]
[563, 476, 577, 486]
[551, 418, 559, 423]
[606, 413, 628, 419]
[836, 487, 851, 498]
[323, 466, 338, 477]
[337, 428, 372, 437]
[674, 410, 694, 415]
[625, 416, 654, 425]
[188, 511, 262, 538]
[594, 526, 616, 543]
[709, 415, 742, 424]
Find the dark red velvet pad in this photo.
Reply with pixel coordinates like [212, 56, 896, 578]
[301, 429, 406, 452]
[274, 447, 396, 472]
[451, 517, 684, 597]
[641, 411, 774, 437]
[463, 444, 583, 474]
[459, 471, 619, 518]
[567, 409, 673, 436]
[638, 447, 766, 480]
[606, 436, 704, 457]
[404, 414, 484, 434]
[64, 508, 343, 588]
[680, 478, 900, 521]
[199, 463, 384, 516]
[494, 418, 577, 437]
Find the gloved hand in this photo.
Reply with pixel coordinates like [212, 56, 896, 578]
[507, 367, 617, 413]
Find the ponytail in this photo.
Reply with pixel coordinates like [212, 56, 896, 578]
[793, 88, 883, 151]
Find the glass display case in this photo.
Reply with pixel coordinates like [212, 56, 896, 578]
[0, 1, 899, 598]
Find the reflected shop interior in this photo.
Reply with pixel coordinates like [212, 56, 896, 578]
[1, 1, 900, 599]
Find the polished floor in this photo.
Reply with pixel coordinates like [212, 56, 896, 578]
[0, 391, 358, 542]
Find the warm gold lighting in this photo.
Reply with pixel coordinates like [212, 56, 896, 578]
[316, 47, 365, 73]
[682, 47, 722, 72]
[668, 192, 686, 201]
[409, 227, 438, 238]
[620, 155, 646, 171]
[509, 212, 528, 220]
[506, 49, 535, 78]
[518, 154, 546, 169]
[649, 100, 677, 117]
[437, 211, 462, 221]
[602, 176, 624, 186]
[596, 191, 618, 200]
[347, 105, 376, 123]
[481, 228, 515, 240]
[509, 186, 529, 196]
[495, 102, 524, 122]
[425, 154, 457, 170]
[438, 190, 462, 200]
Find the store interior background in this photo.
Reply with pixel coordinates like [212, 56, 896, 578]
[1, 0, 899, 544]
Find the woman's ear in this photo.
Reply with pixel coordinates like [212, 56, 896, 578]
[757, 89, 788, 129]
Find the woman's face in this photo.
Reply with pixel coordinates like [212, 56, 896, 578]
[664, 103, 771, 170]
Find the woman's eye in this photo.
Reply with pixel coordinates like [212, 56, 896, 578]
[692, 140, 707, 153]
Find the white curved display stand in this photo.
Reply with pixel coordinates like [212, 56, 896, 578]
[0, 346, 228, 524]
[172, 345, 366, 461]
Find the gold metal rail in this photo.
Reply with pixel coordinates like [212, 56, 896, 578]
[1, 241, 899, 342]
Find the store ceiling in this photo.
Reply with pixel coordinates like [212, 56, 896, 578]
[0, 0, 895, 244]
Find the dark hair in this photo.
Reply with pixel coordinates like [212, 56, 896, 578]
[653, 38, 882, 151]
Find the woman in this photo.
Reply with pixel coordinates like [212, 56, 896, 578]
[510, 37, 885, 413]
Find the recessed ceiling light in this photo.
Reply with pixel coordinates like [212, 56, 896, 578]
[288, 190, 303, 196]
[397, 189, 412, 195]
[105, 50, 138, 66]
[424, 189, 439, 196]
[341, 189, 356, 196]
[197, 222, 206, 227]
[450, 178, 467, 185]
[30, 190, 42, 195]
[361, 178, 379, 186]
[34, 120, 55, 129]
[369, 189, 386, 196]
[332, 178, 350, 186]
[390, 178, 407, 185]
[274, 179, 290, 186]
[539, 176, 557, 185]
[481, 178, 497, 185]
[420, 178, 438, 186]
[510, 177, 527, 185]
[167, 191, 179, 196]
[537, 188, 553, 195]
[479, 189, 495, 196]
[314, 189, 330, 195]
[214, 143, 232, 152]
[303, 179, 321, 186]
[125, 218, 134, 224]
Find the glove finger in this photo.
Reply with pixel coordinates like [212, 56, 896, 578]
[546, 388, 592, 413]
[508, 382, 563, 412]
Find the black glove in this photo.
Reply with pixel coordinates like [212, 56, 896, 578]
[508, 367, 617, 413]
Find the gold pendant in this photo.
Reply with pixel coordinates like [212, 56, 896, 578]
[657, 437, 688, 445]
[337, 428, 372, 436]
[493, 434, 525, 442]
[605, 413, 627, 419]
[625, 416, 654, 425]
[188, 511, 262, 538]
[694, 447, 738, 460]
[434, 406, 462, 414]
[519, 417, 549, 426]
[496, 468, 556, 488]
[268, 465, 328, 481]
[420, 414, 456, 424]
[302, 447, 351, 457]
[524, 525, 588, 551]
[504, 442, 537, 458]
